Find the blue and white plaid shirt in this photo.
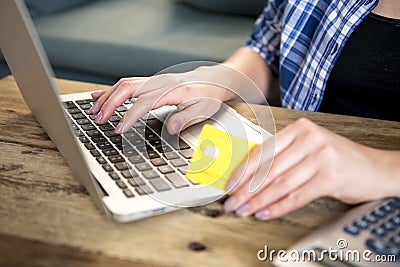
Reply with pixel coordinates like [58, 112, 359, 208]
[246, 0, 378, 111]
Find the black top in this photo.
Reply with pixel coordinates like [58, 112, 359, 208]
[319, 13, 400, 122]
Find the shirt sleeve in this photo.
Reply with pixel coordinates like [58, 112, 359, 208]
[245, 0, 287, 77]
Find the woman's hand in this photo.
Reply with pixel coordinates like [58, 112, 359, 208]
[89, 48, 277, 135]
[88, 64, 254, 135]
[224, 118, 400, 220]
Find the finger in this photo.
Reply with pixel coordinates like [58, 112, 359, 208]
[90, 77, 144, 114]
[227, 119, 304, 194]
[235, 154, 319, 217]
[228, 122, 320, 215]
[225, 139, 270, 193]
[225, 119, 301, 196]
[91, 90, 106, 100]
[254, 178, 328, 220]
[224, 120, 317, 212]
[166, 98, 221, 135]
[96, 80, 146, 124]
[253, 124, 321, 188]
[116, 88, 186, 133]
[224, 153, 272, 212]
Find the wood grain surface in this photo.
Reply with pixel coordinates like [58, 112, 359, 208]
[0, 76, 399, 267]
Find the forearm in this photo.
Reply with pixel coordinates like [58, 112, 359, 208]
[223, 47, 279, 103]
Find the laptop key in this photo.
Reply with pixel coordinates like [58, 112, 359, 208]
[79, 103, 92, 110]
[150, 178, 171, 192]
[90, 149, 101, 157]
[179, 139, 191, 150]
[170, 158, 187, 167]
[158, 145, 173, 153]
[84, 143, 95, 150]
[133, 120, 146, 128]
[115, 162, 129, 171]
[62, 101, 76, 109]
[144, 150, 160, 159]
[116, 106, 127, 112]
[128, 156, 145, 164]
[109, 172, 120, 180]
[96, 157, 107, 164]
[81, 124, 96, 131]
[110, 135, 122, 144]
[135, 185, 153, 195]
[123, 188, 135, 198]
[67, 107, 81, 114]
[109, 155, 125, 164]
[143, 170, 160, 179]
[86, 130, 102, 137]
[123, 149, 139, 157]
[164, 151, 179, 160]
[158, 165, 174, 174]
[102, 148, 119, 157]
[121, 170, 138, 179]
[102, 164, 113, 172]
[74, 130, 84, 137]
[72, 113, 86, 120]
[109, 115, 120, 122]
[99, 124, 114, 131]
[149, 139, 162, 147]
[76, 99, 90, 105]
[79, 136, 90, 143]
[165, 173, 189, 188]
[151, 158, 167, 166]
[91, 136, 107, 143]
[135, 162, 152, 172]
[77, 119, 91, 125]
[131, 138, 146, 147]
[180, 149, 194, 159]
[105, 130, 119, 138]
[128, 177, 146, 187]
[97, 142, 113, 150]
[116, 180, 127, 189]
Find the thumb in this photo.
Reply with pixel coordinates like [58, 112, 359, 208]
[166, 100, 221, 135]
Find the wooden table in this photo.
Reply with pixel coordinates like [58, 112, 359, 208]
[1, 75, 399, 266]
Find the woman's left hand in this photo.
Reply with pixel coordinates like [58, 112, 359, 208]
[223, 118, 400, 220]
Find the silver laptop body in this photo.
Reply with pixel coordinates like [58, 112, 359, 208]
[0, 0, 269, 222]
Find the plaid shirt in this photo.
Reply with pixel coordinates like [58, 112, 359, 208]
[246, 0, 378, 111]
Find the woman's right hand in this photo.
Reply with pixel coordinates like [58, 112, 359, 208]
[89, 65, 241, 135]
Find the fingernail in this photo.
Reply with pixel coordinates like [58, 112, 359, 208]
[236, 203, 251, 217]
[90, 102, 99, 113]
[92, 91, 101, 98]
[115, 122, 124, 134]
[223, 197, 237, 212]
[94, 111, 103, 123]
[255, 209, 271, 220]
[171, 121, 180, 134]
[225, 179, 237, 192]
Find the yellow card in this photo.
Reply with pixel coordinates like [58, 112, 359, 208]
[187, 124, 257, 191]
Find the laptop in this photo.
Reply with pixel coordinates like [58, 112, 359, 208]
[0, 0, 270, 222]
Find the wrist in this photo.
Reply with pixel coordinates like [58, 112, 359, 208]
[375, 150, 400, 198]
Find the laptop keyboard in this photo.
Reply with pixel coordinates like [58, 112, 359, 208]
[62, 98, 196, 198]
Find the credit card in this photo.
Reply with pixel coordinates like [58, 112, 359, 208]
[187, 124, 257, 191]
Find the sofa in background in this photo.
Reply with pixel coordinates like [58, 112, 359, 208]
[0, 0, 266, 85]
